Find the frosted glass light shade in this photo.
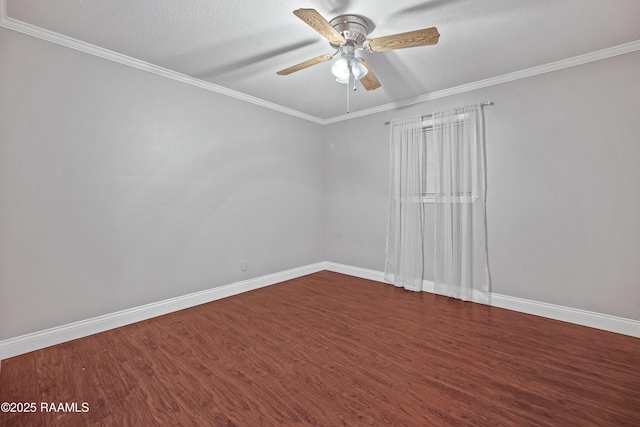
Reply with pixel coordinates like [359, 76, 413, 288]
[351, 60, 368, 80]
[332, 58, 350, 82]
[331, 57, 368, 84]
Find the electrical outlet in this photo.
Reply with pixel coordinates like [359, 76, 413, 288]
[241, 260, 248, 271]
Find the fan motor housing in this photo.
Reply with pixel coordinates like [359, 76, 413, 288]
[329, 15, 370, 48]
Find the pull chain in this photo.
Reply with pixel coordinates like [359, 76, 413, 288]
[345, 62, 359, 114]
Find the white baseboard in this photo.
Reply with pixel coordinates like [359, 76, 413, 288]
[0, 263, 325, 360]
[323, 262, 640, 339]
[2, 261, 638, 360]
[490, 293, 640, 339]
[323, 262, 387, 283]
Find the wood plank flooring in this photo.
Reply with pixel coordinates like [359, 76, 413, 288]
[1, 271, 639, 426]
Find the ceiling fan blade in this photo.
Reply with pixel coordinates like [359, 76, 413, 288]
[367, 27, 440, 52]
[293, 8, 346, 46]
[276, 55, 333, 76]
[359, 60, 381, 91]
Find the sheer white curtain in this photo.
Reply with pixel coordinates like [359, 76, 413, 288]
[384, 117, 425, 291]
[433, 105, 490, 303]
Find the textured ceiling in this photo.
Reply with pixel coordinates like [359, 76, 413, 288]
[4, 0, 640, 121]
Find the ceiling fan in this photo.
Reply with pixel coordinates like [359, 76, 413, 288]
[277, 9, 440, 91]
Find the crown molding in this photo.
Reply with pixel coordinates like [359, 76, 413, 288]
[321, 39, 640, 124]
[0, 9, 325, 125]
[2, 1, 639, 126]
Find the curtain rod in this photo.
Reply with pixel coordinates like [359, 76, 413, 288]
[384, 101, 494, 125]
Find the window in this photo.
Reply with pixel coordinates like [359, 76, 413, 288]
[421, 116, 477, 203]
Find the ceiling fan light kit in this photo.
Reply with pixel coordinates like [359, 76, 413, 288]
[277, 8, 440, 95]
[331, 44, 368, 84]
[332, 57, 367, 83]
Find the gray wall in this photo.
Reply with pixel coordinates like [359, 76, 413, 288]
[325, 51, 640, 321]
[2, 26, 638, 342]
[0, 28, 325, 339]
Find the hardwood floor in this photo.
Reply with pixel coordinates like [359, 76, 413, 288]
[1, 271, 639, 426]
